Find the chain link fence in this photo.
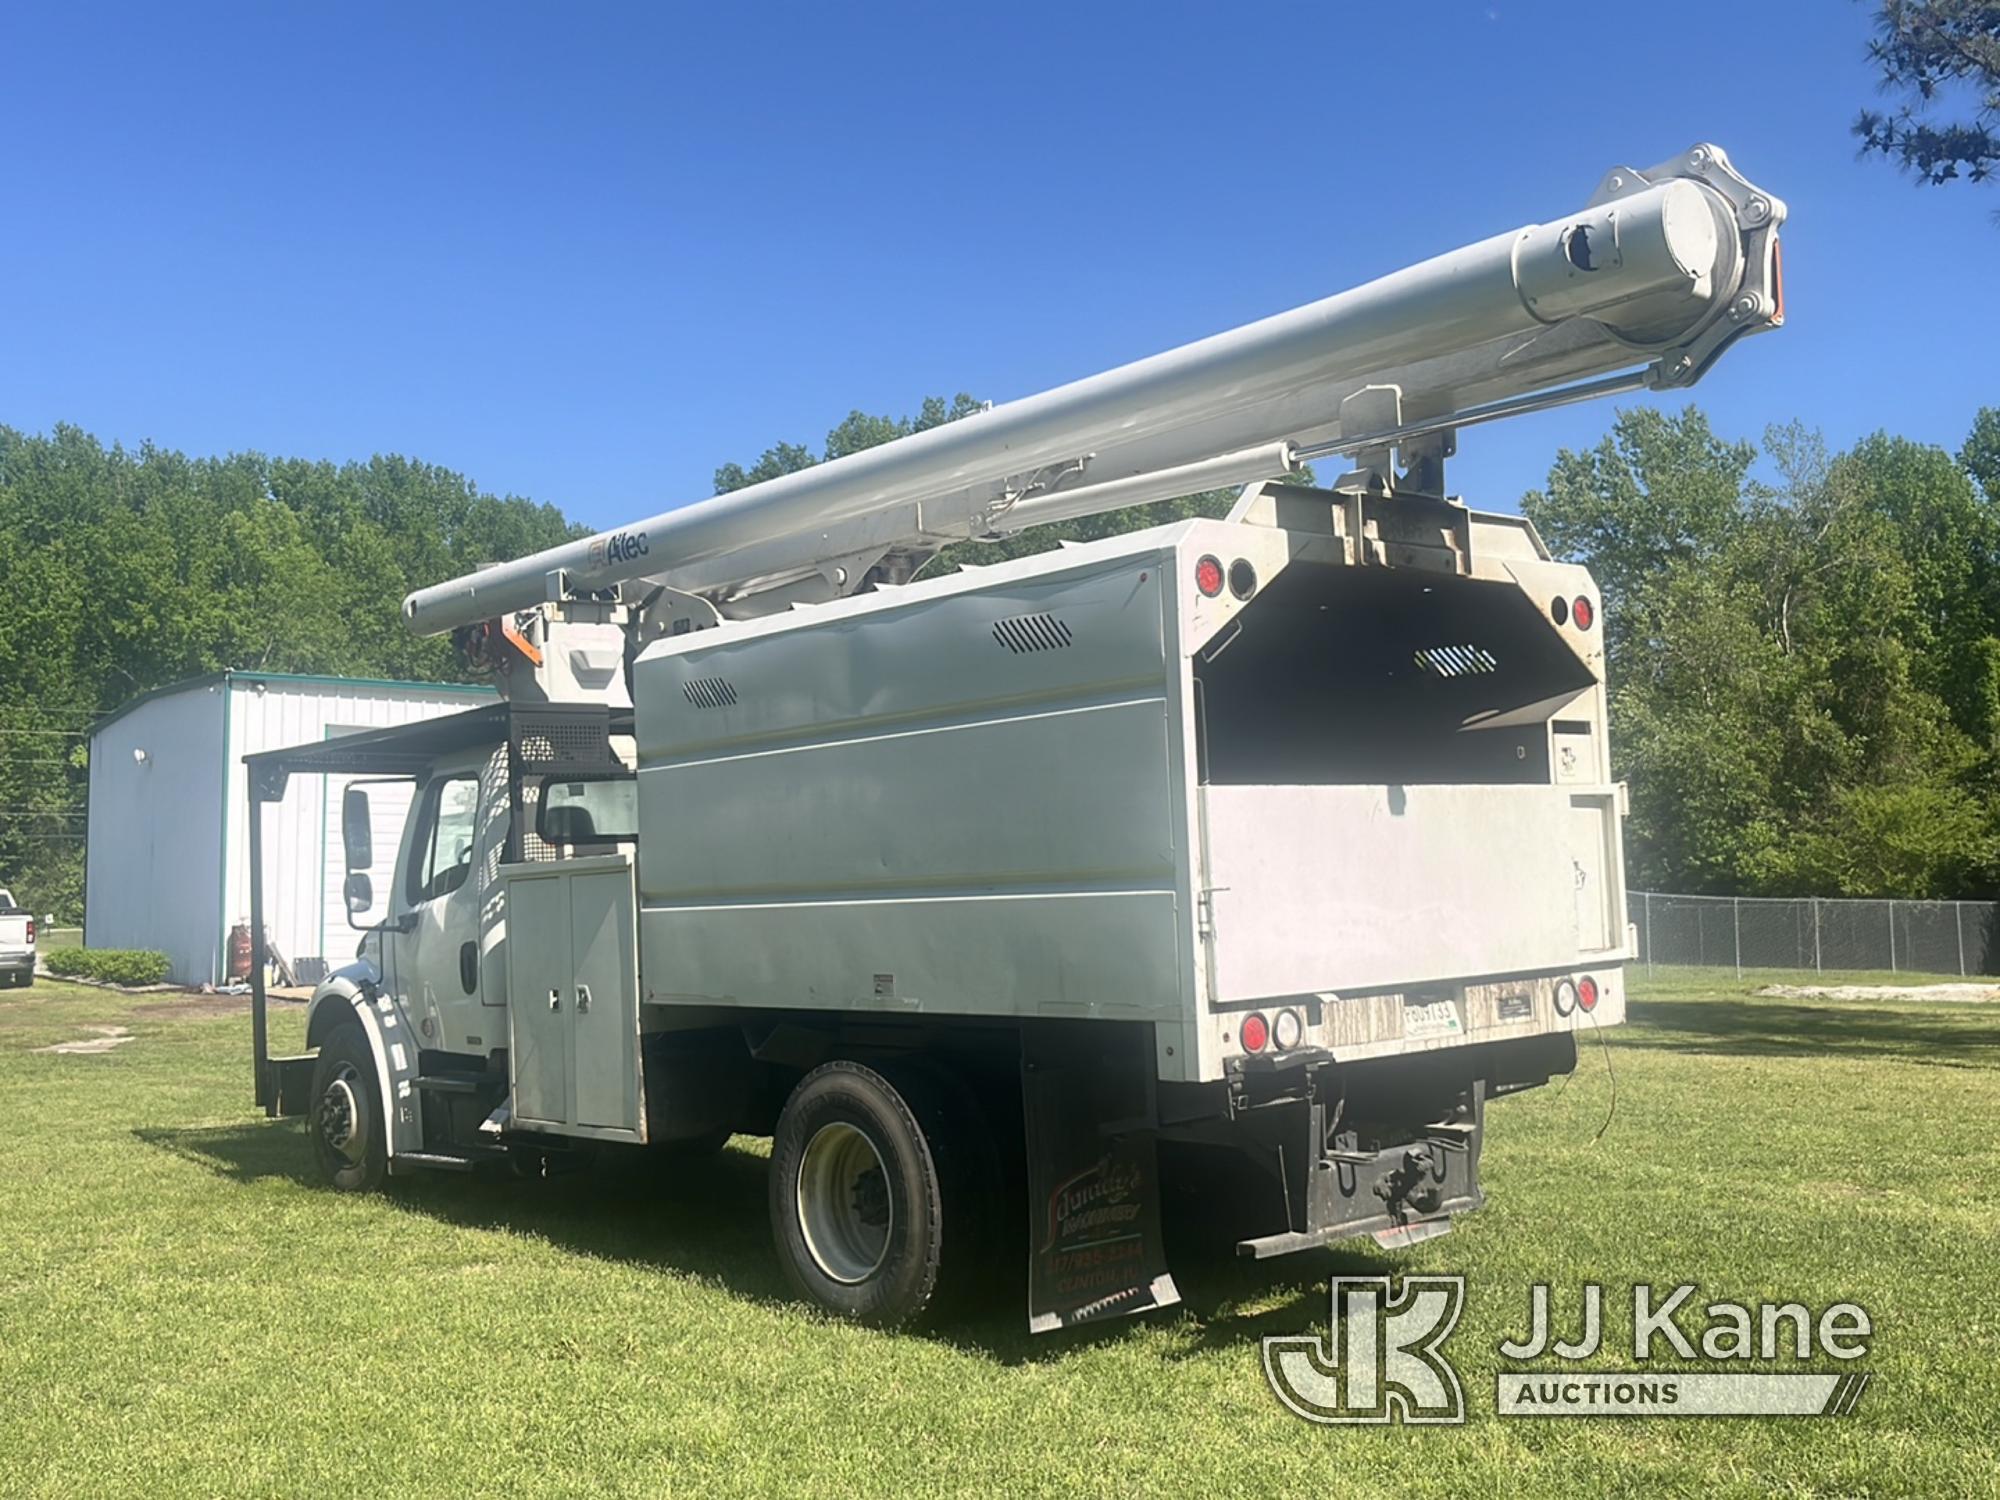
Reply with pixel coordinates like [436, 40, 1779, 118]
[1630, 892, 2000, 977]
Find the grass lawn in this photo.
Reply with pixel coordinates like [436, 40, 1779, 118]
[2, 970, 1996, 1497]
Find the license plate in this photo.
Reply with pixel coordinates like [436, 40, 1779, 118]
[1402, 995, 1464, 1040]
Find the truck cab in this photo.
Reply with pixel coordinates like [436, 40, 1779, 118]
[0, 888, 35, 988]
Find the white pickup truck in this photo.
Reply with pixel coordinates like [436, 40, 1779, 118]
[0, 889, 36, 988]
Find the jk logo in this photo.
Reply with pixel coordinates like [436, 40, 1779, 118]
[1263, 1275, 1467, 1425]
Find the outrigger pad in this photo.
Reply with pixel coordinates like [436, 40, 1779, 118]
[1022, 1021, 1180, 1333]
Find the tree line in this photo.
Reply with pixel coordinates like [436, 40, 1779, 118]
[0, 425, 581, 920]
[4, 401, 1997, 921]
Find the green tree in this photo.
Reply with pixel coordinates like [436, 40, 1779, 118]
[1526, 406, 2000, 898]
[0, 424, 582, 921]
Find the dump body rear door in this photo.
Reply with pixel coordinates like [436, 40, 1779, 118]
[1200, 782, 1625, 1003]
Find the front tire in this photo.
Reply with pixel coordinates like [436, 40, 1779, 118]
[308, 1021, 387, 1192]
[769, 1061, 960, 1328]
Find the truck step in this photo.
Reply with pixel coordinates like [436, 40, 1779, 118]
[391, 1146, 511, 1174]
[414, 1071, 495, 1096]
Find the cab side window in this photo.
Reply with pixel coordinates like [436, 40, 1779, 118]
[408, 775, 480, 905]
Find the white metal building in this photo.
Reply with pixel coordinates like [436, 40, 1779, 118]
[86, 671, 496, 985]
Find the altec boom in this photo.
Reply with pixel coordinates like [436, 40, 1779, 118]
[403, 144, 1782, 629]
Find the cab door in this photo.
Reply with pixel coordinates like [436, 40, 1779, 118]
[392, 754, 506, 1053]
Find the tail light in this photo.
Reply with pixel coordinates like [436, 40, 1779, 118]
[25, 919, 35, 944]
[1239, 1012, 1270, 1053]
[1272, 1008, 1304, 1050]
[1572, 596, 1595, 631]
[1194, 555, 1225, 598]
[1577, 975, 1599, 1012]
[1554, 979, 1578, 1017]
[1550, 596, 1569, 626]
[1228, 559, 1258, 600]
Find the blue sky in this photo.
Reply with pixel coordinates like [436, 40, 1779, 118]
[2, 2, 1994, 530]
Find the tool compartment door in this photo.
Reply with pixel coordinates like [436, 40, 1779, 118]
[568, 865, 642, 1134]
[1200, 783, 1625, 1002]
[505, 871, 570, 1127]
[501, 854, 645, 1141]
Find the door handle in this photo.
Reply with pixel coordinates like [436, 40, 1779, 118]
[460, 940, 479, 995]
[575, 984, 592, 1014]
[548, 988, 561, 1011]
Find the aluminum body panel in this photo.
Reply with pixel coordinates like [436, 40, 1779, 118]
[635, 543, 1187, 1021]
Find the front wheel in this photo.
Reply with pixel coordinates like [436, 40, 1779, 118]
[308, 1021, 387, 1192]
[769, 1061, 963, 1328]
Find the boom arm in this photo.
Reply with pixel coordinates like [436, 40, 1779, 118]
[403, 143, 1783, 634]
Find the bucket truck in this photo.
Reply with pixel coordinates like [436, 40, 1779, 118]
[245, 144, 1784, 1330]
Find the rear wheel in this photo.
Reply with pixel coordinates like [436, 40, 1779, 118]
[308, 1021, 387, 1192]
[769, 1061, 965, 1328]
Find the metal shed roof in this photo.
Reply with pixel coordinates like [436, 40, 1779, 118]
[90, 669, 494, 738]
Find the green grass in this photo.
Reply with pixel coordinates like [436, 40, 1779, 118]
[2, 973, 1996, 1498]
[34, 926, 82, 952]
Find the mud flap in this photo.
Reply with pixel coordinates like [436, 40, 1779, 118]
[1022, 1021, 1180, 1333]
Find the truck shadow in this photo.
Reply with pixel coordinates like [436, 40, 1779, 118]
[135, 1120, 1378, 1366]
[1623, 999, 2000, 1068]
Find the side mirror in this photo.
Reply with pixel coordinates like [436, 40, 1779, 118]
[341, 787, 373, 871]
[343, 871, 373, 914]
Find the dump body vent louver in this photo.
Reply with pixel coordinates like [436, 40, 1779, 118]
[992, 612, 1074, 653]
[1413, 644, 1498, 677]
[683, 677, 739, 708]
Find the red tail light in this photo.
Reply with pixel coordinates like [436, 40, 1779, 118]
[1577, 975, 1599, 1012]
[1240, 1012, 1270, 1053]
[1572, 596, 1595, 631]
[25, 919, 35, 944]
[1195, 555, 1225, 598]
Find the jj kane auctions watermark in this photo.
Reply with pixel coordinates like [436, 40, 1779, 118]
[1264, 1276, 1874, 1423]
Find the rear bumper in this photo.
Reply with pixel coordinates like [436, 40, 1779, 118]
[1233, 1078, 1486, 1259]
[1161, 1030, 1574, 1258]
[0, 951, 35, 975]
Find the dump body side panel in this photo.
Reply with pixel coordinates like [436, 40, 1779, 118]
[632, 549, 1190, 1022]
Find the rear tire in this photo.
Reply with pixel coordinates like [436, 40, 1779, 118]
[308, 1021, 387, 1192]
[769, 1061, 964, 1328]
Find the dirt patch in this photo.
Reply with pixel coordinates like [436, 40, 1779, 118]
[1757, 983, 2000, 1004]
[139, 993, 298, 1021]
[35, 1025, 135, 1055]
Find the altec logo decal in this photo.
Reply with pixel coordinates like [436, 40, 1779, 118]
[1264, 1277, 1875, 1424]
[586, 530, 649, 570]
